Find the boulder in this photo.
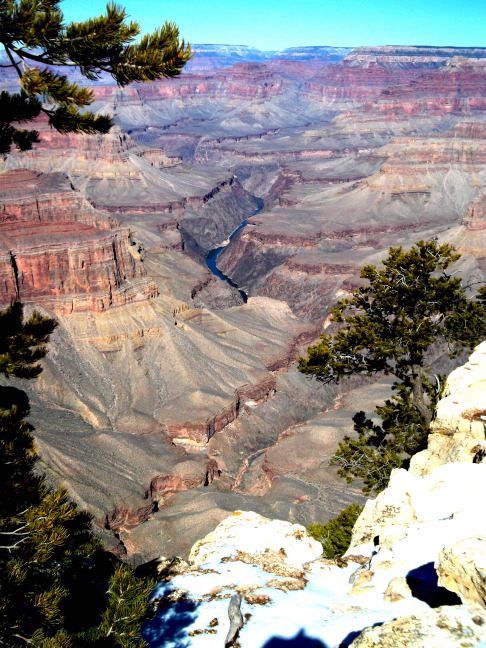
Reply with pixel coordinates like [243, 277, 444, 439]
[436, 535, 486, 607]
[383, 577, 412, 603]
[410, 341, 486, 476]
[349, 604, 486, 648]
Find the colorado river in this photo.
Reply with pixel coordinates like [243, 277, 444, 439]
[205, 197, 263, 302]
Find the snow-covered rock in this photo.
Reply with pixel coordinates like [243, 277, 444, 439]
[432, 341, 486, 436]
[436, 536, 486, 608]
[349, 462, 486, 551]
[144, 510, 429, 648]
[348, 604, 486, 648]
[188, 510, 322, 568]
[410, 341, 486, 476]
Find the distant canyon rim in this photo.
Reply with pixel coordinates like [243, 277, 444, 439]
[0, 43, 485, 563]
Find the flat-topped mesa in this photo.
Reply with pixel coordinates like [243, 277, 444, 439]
[182, 44, 351, 72]
[0, 169, 157, 314]
[183, 44, 272, 72]
[354, 45, 486, 59]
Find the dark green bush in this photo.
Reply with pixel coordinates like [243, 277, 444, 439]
[307, 503, 364, 559]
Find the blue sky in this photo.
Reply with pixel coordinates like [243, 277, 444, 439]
[62, 0, 486, 51]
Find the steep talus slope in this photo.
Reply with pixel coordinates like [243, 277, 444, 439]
[144, 343, 486, 648]
[11, 289, 321, 559]
[0, 149, 327, 561]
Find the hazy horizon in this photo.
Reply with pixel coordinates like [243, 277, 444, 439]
[61, 0, 486, 52]
[187, 43, 486, 51]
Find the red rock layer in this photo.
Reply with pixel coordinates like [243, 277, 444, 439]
[305, 55, 441, 105]
[463, 193, 486, 231]
[361, 58, 486, 120]
[95, 62, 287, 103]
[14, 115, 180, 171]
[0, 169, 157, 314]
[166, 376, 277, 444]
[0, 168, 114, 228]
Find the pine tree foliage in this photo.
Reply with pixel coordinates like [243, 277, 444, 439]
[330, 385, 433, 495]
[299, 240, 486, 494]
[97, 564, 154, 648]
[0, 302, 154, 647]
[307, 504, 363, 559]
[0, 300, 57, 378]
[0, 0, 192, 154]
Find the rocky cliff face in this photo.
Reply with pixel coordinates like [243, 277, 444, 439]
[0, 169, 157, 314]
[408, 342, 486, 475]
[145, 343, 486, 647]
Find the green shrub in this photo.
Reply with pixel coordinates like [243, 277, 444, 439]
[307, 503, 364, 559]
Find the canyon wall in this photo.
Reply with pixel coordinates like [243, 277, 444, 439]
[0, 43, 484, 561]
[0, 169, 157, 314]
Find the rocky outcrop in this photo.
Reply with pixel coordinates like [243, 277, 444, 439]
[188, 510, 322, 568]
[463, 192, 486, 231]
[144, 344, 486, 646]
[436, 536, 486, 608]
[145, 506, 429, 646]
[0, 169, 157, 314]
[349, 604, 486, 648]
[166, 375, 277, 445]
[409, 341, 486, 475]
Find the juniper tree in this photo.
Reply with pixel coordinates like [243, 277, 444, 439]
[0, 0, 192, 154]
[0, 302, 153, 647]
[299, 240, 486, 495]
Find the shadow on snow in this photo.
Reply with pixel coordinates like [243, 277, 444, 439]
[143, 599, 200, 648]
[262, 629, 329, 647]
[406, 562, 461, 608]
